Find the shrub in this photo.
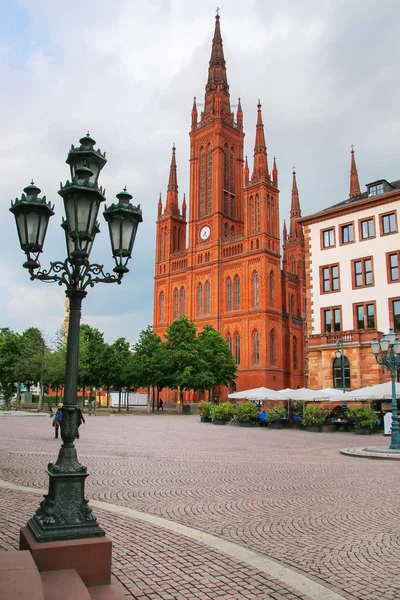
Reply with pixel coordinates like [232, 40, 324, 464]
[199, 401, 213, 418]
[347, 406, 377, 430]
[267, 405, 287, 422]
[212, 401, 234, 421]
[303, 405, 327, 427]
[234, 401, 258, 423]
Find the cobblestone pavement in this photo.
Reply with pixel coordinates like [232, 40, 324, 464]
[0, 415, 399, 600]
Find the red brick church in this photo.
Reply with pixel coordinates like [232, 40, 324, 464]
[153, 14, 305, 397]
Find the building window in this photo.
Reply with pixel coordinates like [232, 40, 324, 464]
[235, 332, 240, 365]
[252, 330, 260, 365]
[255, 194, 260, 233]
[173, 288, 179, 320]
[352, 258, 373, 288]
[381, 212, 397, 235]
[293, 336, 297, 370]
[333, 356, 351, 389]
[253, 271, 259, 307]
[388, 252, 400, 282]
[226, 332, 232, 353]
[340, 223, 354, 244]
[250, 196, 255, 235]
[369, 183, 384, 197]
[180, 287, 186, 316]
[360, 218, 375, 240]
[289, 294, 295, 314]
[226, 277, 232, 311]
[206, 145, 212, 215]
[321, 264, 340, 293]
[322, 228, 335, 248]
[205, 281, 211, 314]
[159, 292, 164, 323]
[390, 299, 400, 333]
[199, 147, 205, 218]
[269, 271, 274, 307]
[197, 283, 203, 316]
[270, 330, 275, 365]
[224, 222, 228, 236]
[322, 307, 341, 333]
[234, 275, 240, 310]
[355, 303, 375, 330]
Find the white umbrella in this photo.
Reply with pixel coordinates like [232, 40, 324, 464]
[346, 382, 400, 399]
[228, 386, 288, 401]
[280, 388, 331, 401]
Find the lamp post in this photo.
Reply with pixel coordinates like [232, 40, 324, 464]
[371, 330, 400, 450]
[335, 340, 346, 393]
[10, 134, 142, 542]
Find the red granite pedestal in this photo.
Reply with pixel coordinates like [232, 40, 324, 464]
[19, 526, 112, 586]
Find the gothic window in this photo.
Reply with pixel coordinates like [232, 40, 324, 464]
[250, 196, 255, 235]
[231, 225, 235, 235]
[164, 228, 167, 260]
[289, 294, 295, 314]
[234, 275, 240, 310]
[199, 147, 205, 217]
[226, 277, 232, 311]
[173, 288, 179, 320]
[224, 222, 228, 236]
[255, 194, 260, 233]
[224, 144, 228, 189]
[159, 292, 164, 323]
[206, 144, 212, 215]
[177, 229, 181, 251]
[269, 271, 274, 307]
[226, 332, 232, 353]
[235, 331, 241, 365]
[180, 287, 186, 316]
[197, 283, 203, 316]
[253, 330, 260, 365]
[229, 147, 235, 217]
[270, 330, 275, 365]
[205, 281, 211, 314]
[293, 336, 297, 370]
[253, 271, 259, 307]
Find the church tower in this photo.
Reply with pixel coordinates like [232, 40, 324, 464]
[153, 13, 305, 397]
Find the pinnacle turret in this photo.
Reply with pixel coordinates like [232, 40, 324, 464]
[349, 145, 361, 198]
[251, 101, 269, 182]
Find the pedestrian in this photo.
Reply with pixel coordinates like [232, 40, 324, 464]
[76, 407, 86, 439]
[157, 399, 164, 412]
[93, 399, 97, 415]
[53, 403, 63, 439]
[88, 400, 92, 416]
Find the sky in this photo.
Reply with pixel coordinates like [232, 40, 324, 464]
[1, 0, 399, 346]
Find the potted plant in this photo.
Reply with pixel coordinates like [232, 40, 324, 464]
[267, 405, 286, 429]
[234, 401, 258, 426]
[347, 406, 377, 435]
[211, 401, 234, 425]
[199, 400, 213, 422]
[303, 405, 327, 432]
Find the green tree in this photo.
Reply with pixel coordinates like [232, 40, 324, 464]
[197, 325, 237, 400]
[131, 326, 166, 412]
[108, 338, 132, 412]
[16, 328, 47, 409]
[78, 324, 105, 408]
[0, 328, 21, 408]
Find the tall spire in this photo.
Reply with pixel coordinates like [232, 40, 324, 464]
[203, 13, 231, 118]
[289, 168, 303, 239]
[349, 145, 361, 198]
[237, 97, 243, 130]
[165, 145, 179, 215]
[158, 192, 162, 219]
[182, 193, 187, 221]
[244, 155, 249, 186]
[251, 101, 269, 182]
[191, 97, 198, 131]
[272, 156, 278, 187]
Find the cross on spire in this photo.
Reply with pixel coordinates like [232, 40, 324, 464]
[216, 7, 220, 16]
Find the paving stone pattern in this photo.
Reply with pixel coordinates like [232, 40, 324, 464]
[0, 415, 399, 599]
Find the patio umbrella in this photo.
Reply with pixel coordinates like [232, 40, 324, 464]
[346, 382, 400, 399]
[228, 387, 288, 401]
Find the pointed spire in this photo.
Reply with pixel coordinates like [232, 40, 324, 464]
[191, 97, 198, 130]
[158, 192, 162, 219]
[283, 219, 287, 241]
[182, 193, 187, 221]
[272, 156, 278, 187]
[289, 167, 303, 239]
[251, 101, 269, 182]
[165, 145, 179, 215]
[203, 13, 231, 118]
[237, 97, 243, 130]
[349, 145, 361, 198]
[244, 155, 249, 186]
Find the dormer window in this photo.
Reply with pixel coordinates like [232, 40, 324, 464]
[366, 179, 393, 197]
[368, 183, 384, 197]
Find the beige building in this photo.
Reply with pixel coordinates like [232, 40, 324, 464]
[300, 150, 400, 390]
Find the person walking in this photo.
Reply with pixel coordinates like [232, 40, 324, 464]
[76, 407, 85, 439]
[53, 404, 63, 439]
[157, 399, 164, 412]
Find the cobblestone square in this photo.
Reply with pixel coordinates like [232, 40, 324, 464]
[0, 414, 399, 599]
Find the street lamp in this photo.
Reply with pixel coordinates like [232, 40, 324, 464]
[371, 330, 400, 450]
[10, 134, 142, 542]
[335, 340, 346, 393]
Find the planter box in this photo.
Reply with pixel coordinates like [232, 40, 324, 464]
[305, 425, 322, 432]
[268, 422, 282, 429]
[200, 416, 212, 423]
[212, 419, 227, 425]
[236, 421, 254, 427]
[355, 428, 373, 435]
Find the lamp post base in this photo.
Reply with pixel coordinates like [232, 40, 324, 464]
[27, 466, 105, 543]
[389, 431, 400, 451]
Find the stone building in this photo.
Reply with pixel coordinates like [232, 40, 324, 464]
[300, 149, 400, 390]
[153, 14, 306, 398]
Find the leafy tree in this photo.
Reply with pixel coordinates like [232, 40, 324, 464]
[78, 324, 105, 407]
[98, 343, 120, 408]
[130, 326, 166, 412]
[16, 328, 47, 409]
[108, 338, 132, 412]
[0, 328, 21, 407]
[197, 325, 237, 399]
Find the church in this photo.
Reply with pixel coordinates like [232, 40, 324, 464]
[153, 13, 306, 397]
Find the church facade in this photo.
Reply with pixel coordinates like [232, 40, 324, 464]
[153, 14, 306, 397]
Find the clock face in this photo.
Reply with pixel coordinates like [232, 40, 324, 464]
[200, 225, 211, 240]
